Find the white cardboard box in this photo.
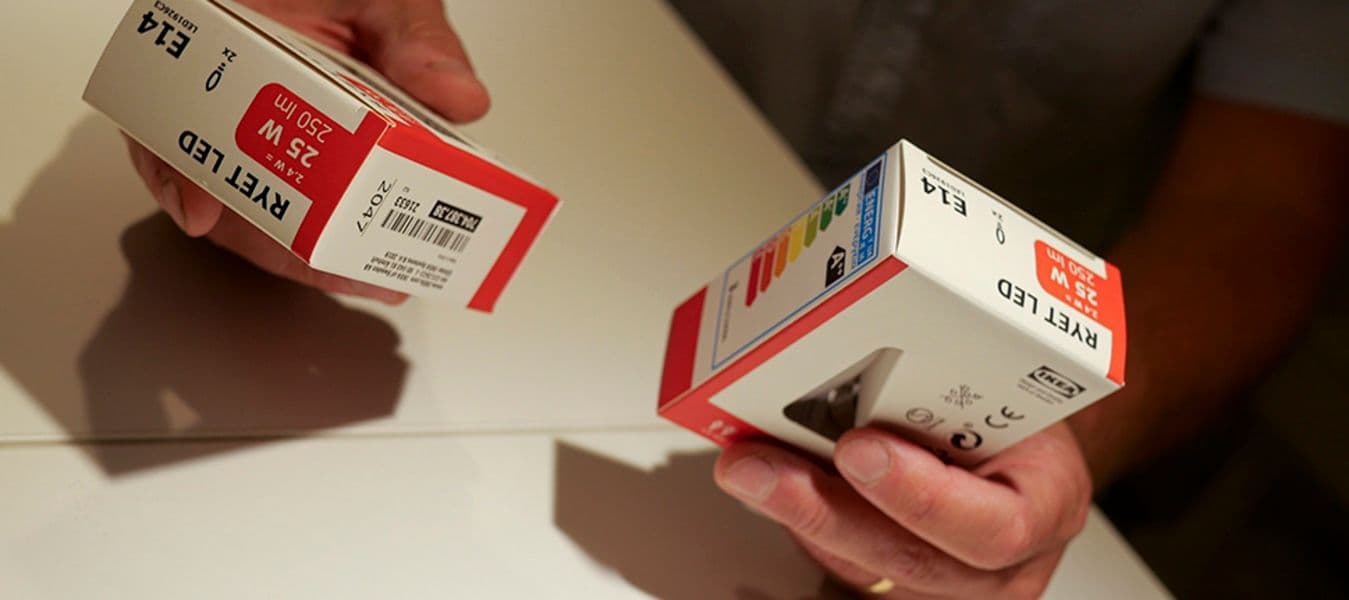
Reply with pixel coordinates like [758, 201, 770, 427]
[83, 0, 559, 310]
[659, 141, 1126, 464]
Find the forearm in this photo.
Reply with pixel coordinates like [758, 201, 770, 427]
[1067, 98, 1349, 488]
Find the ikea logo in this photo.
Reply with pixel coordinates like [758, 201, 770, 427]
[1028, 366, 1085, 399]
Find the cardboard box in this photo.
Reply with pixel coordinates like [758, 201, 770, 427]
[659, 141, 1126, 464]
[84, 0, 559, 311]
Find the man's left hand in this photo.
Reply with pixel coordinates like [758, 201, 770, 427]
[714, 423, 1092, 598]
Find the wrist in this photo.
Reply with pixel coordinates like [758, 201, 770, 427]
[1066, 346, 1158, 489]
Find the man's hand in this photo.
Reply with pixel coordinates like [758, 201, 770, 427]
[715, 424, 1091, 598]
[712, 97, 1348, 599]
[125, 0, 488, 304]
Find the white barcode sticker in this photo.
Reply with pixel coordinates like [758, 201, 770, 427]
[313, 145, 525, 299]
[380, 209, 472, 253]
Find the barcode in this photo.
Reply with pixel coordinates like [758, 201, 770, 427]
[380, 210, 471, 252]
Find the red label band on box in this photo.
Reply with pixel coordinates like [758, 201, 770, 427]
[235, 83, 385, 258]
[1034, 240, 1126, 384]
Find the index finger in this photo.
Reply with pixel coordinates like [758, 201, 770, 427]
[714, 441, 1003, 595]
[349, 0, 490, 122]
[832, 424, 1092, 570]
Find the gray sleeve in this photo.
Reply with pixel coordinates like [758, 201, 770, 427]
[1196, 0, 1349, 127]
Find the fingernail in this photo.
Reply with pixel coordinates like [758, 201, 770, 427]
[160, 180, 187, 231]
[130, 146, 147, 175]
[132, 147, 157, 183]
[723, 456, 777, 502]
[837, 439, 891, 485]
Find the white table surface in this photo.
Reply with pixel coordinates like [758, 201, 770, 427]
[0, 431, 1167, 599]
[0, 1, 1170, 597]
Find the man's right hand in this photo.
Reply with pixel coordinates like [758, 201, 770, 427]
[124, 0, 489, 304]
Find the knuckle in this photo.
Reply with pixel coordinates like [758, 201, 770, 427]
[1003, 577, 1050, 600]
[1063, 501, 1090, 540]
[786, 495, 833, 539]
[883, 542, 939, 584]
[901, 476, 944, 526]
[1056, 467, 1093, 543]
[979, 516, 1034, 569]
[252, 243, 301, 281]
[401, 19, 456, 46]
[291, 262, 326, 289]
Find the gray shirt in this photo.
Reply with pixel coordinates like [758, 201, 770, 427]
[671, 0, 1349, 251]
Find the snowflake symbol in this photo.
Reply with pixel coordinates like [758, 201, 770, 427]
[941, 384, 982, 409]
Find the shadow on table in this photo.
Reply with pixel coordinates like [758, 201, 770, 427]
[552, 441, 853, 600]
[0, 116, 407, 475]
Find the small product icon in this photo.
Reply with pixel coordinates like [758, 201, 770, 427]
[950, 424, 983, 451]
[941, 384, 982, 409]
[905, 407, 935, 425]
[983, 406, 1025, 429]
[825, 246, 847, 286]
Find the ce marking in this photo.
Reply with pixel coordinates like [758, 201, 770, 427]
[984, 406, 1025, 429]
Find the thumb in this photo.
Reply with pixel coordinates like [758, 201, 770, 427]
[353, 0, 490, 123]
